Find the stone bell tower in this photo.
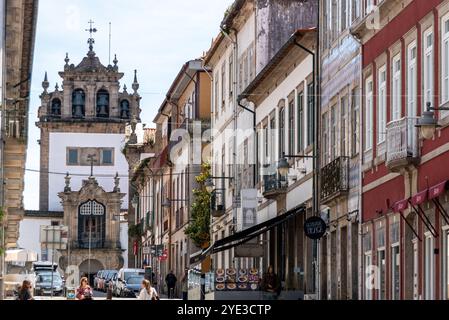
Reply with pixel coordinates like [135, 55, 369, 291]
[36, 21, 141, 213]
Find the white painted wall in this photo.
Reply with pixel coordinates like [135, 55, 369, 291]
[48, 132, 129, 211]
[120, 221, 129, 268]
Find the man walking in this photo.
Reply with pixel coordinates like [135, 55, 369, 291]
[165, 270, 177, 299]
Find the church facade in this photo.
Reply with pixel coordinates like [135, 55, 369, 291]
[34, 30, 141, 276]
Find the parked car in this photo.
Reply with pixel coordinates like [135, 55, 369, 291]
[103, 270, 118, 293]
[34, 272, 65, 296]
[121, 275, 145, 298]
[94, 270, 104, 290]
[115, 268, 145, 297]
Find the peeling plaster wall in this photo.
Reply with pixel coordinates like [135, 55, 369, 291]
[256, 0, 318, 74]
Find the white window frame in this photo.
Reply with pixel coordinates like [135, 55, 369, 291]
[441, 13, 449, 115]
[424, 233, 435, 300]
[407, 41, 417, 118]
[423, 28, 434, 108]
[442, 226, 449, 300]
[364, 251, 373, 300]
[377, 246, 386, 300]
[392, 54, 401, 121]
[365, 76, 373, 151]
[391, 243, 400, 300]
[378, 65, 387, 144]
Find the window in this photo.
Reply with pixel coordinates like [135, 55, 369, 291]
[307, 82, 314, 146]
[392, 55, 401, 121]
[72, 89, 85, 118]
[407, 42, 417, 117]
[341, 0, 347, 32]
[331, 0, 338, 42]
[322, 113, 329, 166]
[288, 99, 295, 155]
[390, 218, 400, 300]
[264, 125, 269, 164]
[229, 56, 233, 98]
[297, 91, 304, 152]
[51, 99, 61, 117]
[239, 58, 244, 94]
[243, 52, 249, 89]
[364, 252, 373, 300]
[341, 95, 348, 157]
[443, 229, 449, 300]
[378, 248, 386, 300]
[351, 87, 360, 156]
[423, 29, 433, 107]
[331, 105, 337, 160]
[424, 234, 435, 300]
[101, 149, 113, 165]
[248, 45, 255, 81]
[270, 115, 276, 163]
[221, 64, 226, 109]
[365, 77, 373, 151]
[378, 66, 387, 144]
[96, 89, 110, 118]
[442, 14, 449, 108]
[214, 74, 219, 117]
[120, 100, 130, 119]
[351, 0, 360, 22]
[67, 148, 79, 165]
[279, 106, 285, 156]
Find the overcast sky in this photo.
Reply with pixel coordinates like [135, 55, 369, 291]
[24, 0, 234, 210]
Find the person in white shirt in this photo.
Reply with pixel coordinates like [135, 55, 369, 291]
[138, 279, 158, 300]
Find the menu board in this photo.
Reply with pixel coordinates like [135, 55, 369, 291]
[215, 268, 260, 291]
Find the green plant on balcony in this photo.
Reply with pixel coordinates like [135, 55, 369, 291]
[184, 163, 211, 248]
[128, 223, 143, 243]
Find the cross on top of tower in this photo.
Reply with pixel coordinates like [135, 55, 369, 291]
[86, 19, 97, 52]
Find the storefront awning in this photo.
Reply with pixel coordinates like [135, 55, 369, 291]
[411, 189, 428, 206]
[393, 199, 409, 213]
[190, 205, 306, 266]
[429, 180, 448, 200]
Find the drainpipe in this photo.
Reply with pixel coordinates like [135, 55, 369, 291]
[0, 0, 6, 300]
[293, 35, 320, 299]
[237, 96, 257, 188]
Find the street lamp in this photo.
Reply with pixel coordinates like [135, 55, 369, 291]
[204, 176, 234, 193]
[277, 152, 316, 177]
[416, 102, 446, 140]
[131, 195, 139, 210]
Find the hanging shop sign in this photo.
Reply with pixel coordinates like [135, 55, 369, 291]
[304, 216, 327, 240]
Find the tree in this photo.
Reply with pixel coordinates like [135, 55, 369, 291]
[184, 163, 211, 248]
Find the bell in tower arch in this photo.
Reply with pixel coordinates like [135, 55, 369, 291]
[72, 89, 85, 118]
[96, 90, 110, 118]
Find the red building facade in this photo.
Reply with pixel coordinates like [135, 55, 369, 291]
[353, 0, 449, 300]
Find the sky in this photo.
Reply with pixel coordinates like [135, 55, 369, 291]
[24, 0, 234, 210]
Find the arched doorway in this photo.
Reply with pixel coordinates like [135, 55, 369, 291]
[79, 259, 104, 286]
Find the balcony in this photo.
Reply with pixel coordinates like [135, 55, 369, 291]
[70, 240, 120, 250]
[211, 189, 226, 218]
[262, 173, 288, 200]
[320, 156, 349, 203]
[386, 117, 420, 172]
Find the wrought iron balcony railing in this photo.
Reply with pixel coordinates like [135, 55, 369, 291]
[386, 117, 420, 171]
[262, 173, 288, 199]
[320, 156, 349, 203]
[70, 240, 120, 250]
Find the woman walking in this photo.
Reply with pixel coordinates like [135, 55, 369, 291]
[137, 279, 159, 300]
[76, 277, 93, 300]
[17, 280, 34, 300]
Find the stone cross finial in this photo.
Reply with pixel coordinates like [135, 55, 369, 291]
[132, 69, 140, 93]
[42, 72, 49, 93]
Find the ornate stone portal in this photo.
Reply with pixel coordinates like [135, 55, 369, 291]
[58, 176, 125, 278]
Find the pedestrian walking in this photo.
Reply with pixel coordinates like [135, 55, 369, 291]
[138, 279, 159, 300]
[17, 280, 34, 301]
[165, 270, 177, 299]
[106, 280, 113, 300]
[181, 269, 189, 300]
[76, 277, 93, 300]
[260, 266, 280, 300]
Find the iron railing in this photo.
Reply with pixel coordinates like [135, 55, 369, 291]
[262, 173, 288, 196]
[320, 156, 349, 203]
[386, 117, 419, 167]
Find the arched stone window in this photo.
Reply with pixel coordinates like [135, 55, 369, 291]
[96, 89, 110, 118]
[120, 100, 130, 119]
[72, 89, 86, 118]
[51, 98, 62, 117]
[78, 200, 106, 249]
